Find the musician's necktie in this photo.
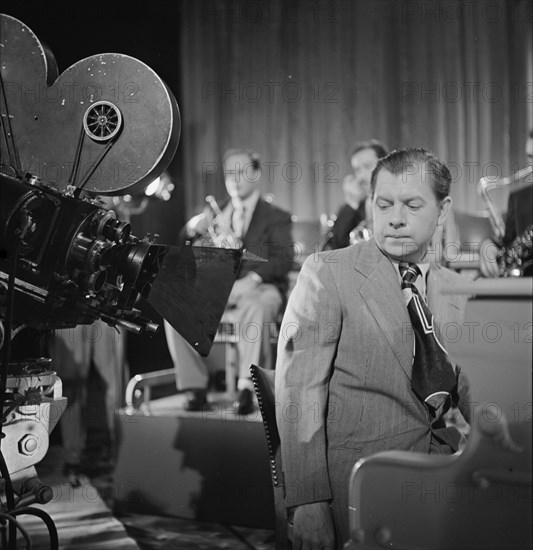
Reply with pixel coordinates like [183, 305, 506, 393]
[232, 204, 246, 240]
[399, 262, 458, 417]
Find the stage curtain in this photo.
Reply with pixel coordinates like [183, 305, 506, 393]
[175, 0, 532, 226]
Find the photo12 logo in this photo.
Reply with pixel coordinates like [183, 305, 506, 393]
[201, 159, 340, 185]
[201, 80, 340, 104]
[402, 81, 532, 105]
[200, 0, 340, 24]
[400, 1, 520, 24]
[3, 80, 141, 106]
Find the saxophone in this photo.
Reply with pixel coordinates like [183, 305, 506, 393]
[204, 195, 240, 248]
[497, 226, 533, 277]
[478, 165, 533, 276]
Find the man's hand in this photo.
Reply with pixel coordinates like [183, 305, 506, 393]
[186, 208, 214, 238]
[292, 502, 336, 550]
[479, 239, 500, 278]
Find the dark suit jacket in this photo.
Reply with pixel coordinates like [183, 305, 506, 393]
[238, 198, 294, 295]
[322, 202, 366, 250]
[275, 239, 470, 542]
[503, 184, 533, 245]
[181, 197, 294, 296]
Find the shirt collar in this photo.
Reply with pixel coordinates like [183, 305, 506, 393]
[231, 190, 260, 213]
[391, 259, 430, 298]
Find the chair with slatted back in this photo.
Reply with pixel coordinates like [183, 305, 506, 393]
[250, 364, 292, 550]
[344, 405, 532, 550]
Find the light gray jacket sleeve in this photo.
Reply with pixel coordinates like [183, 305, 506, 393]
[275, 253, 342, 507]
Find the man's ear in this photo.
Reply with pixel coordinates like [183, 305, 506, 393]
[437, 196, 452, 226]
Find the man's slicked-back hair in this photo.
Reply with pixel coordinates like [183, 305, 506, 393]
[350, 139, 389, 161]
[223, 148, 261, 170]
[370, 147, 452, 202]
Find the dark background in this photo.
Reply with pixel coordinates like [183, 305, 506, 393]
[1, 1, 186, 244]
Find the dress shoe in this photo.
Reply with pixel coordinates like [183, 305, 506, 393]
[184, 388, 210, 412]
[235, 388, 256, 415]
[62, 463, 89, 487]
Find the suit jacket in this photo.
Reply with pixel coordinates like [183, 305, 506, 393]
[275, 238, 469, 542]
[322, 202, 366, 250]
[503, 184, 533, 245]
[181, 197, 294, 295]
[237, 198, 293, 295]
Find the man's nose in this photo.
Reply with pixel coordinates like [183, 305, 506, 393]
[388, 205, 406, 228]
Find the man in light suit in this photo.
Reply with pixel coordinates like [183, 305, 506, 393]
[276, 148, 471, 549]
[165, 148, 293, 414]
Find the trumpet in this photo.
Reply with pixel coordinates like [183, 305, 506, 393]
[349, 222, 372, 245]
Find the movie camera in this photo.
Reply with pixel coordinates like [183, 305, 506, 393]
[0, 13, 242, 547]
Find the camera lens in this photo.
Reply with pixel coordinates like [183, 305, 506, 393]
[78, 269, 107, 294]
[70, 235, 113, 271]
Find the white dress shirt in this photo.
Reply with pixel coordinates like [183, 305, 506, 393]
[393, 260, 430, 301]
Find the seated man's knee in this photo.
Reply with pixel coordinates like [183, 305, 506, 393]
[242, 286, 282, 314]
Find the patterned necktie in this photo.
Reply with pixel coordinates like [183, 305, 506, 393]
[399, 262, 458, 417]
[232, 204, 246, 240]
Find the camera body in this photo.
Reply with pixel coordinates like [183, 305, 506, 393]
[1, 169, 164, 333]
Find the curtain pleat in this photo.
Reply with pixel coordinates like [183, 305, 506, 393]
[175, 0, 532, 227]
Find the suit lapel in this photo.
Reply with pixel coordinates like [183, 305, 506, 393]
[356, 241, 414, 378]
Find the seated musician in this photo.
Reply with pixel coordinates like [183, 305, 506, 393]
[321, 139, 388, 250]
[165, 148, 293, 414]
[480, 129, 533, 278]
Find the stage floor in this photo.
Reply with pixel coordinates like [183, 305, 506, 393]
[21, 391, 276, 549]
[114, 391, 276, 530]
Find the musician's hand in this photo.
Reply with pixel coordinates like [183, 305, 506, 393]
[479, 239, 500, 278]
[292, 502, 336, 550]
[342, 174, 366, 210]
[186, 211, 213, 238]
